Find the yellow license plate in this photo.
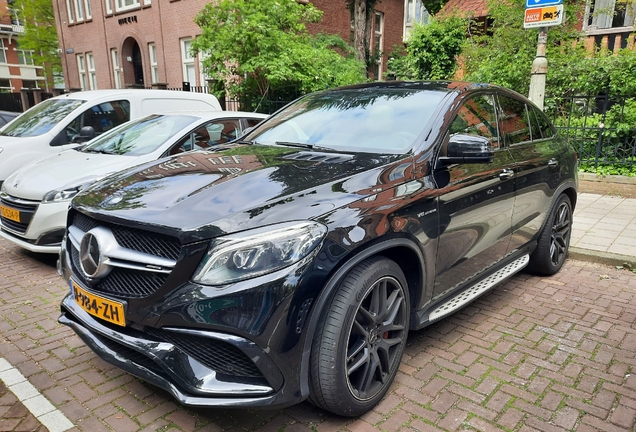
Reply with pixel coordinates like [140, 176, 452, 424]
[0, 205, 20, 223]
[72, 280, 126, 327]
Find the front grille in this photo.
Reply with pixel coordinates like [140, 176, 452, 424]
[70, 244, 168, 298]
[72, 213, 181, 261]
[146, 328, 264, 379]
[0, 196, 38, 234]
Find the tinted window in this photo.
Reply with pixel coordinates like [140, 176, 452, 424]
[0, 98, 85, 137]
[533, 106, 555, 139]
[498, 95, 531, 145]
[449, 94, 499, 146]
[248, 89, 446, 154]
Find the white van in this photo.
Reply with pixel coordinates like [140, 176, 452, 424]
[0, 89, 221, 186]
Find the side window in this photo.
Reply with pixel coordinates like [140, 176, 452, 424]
[533, 106, 555, 139]
[64, 100, 131, 142]
[528, 106, 542, 141]
[497, 95, 531, 145]
[246, 118, 263, 128]
[206, 119, 240, 144]
[448, 94, 499, 147]
[169, 119, 241, 155]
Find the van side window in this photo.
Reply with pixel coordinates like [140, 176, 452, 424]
[64, 100, 131, 143]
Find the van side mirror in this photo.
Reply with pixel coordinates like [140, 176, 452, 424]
[71, 126, 96, 143]
[439, 134, 494, 164]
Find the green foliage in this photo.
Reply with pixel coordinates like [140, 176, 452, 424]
[12, 0, 61, 80]
[387, 17, 467, 80]
[422, 0, 449, 15]
[193, 0, 366, 98]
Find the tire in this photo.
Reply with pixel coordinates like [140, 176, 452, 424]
[528, 194, 572, 275]
[309, 256, 410, 417]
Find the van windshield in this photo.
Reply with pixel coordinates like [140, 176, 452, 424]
[0, 99, 85, 137]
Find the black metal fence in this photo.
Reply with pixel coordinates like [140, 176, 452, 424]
[544, 93, 636, 167]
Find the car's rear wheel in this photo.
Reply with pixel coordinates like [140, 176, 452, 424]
[309, 256, 409, 417]
[528, 193, 572, 275]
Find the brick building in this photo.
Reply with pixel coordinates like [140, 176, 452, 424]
[0, 0, 45, 92]
[53, 0, 430, 91]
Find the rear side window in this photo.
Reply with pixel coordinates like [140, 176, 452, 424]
[498, 95, 531, 145]
[532, 106, 555, 139]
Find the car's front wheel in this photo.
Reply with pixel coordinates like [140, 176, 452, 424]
[309, 256, 409, 417]
[528, 193, 572, 275]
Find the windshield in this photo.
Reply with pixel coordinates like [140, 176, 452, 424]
[1, 98, 85, 137]
[82, 114, 197, 156]
[247, 88, 446, 154]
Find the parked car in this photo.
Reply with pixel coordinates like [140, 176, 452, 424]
[0, 89, 222, 188]
[0, 111, 267, 253]
[58, 82, 577, 417]
[0, 110, 18, 128]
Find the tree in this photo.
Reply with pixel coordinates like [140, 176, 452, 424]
[346, 0, 378, 70]
[387, 16, 467, 80]
[11, 0, 61, 86]
[192, 0, 366, 99]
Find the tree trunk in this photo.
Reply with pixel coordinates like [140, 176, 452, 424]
[353, 0, 367, 63]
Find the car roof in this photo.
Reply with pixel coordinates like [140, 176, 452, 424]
[326, 80, 505, 96]
[144, 111, 268, 120]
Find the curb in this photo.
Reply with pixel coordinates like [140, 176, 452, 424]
[569, 247, 636, 267]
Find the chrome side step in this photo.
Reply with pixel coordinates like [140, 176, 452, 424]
[428, 254, 529, 322]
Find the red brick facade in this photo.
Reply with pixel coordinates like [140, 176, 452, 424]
[53, 0, 407, 91]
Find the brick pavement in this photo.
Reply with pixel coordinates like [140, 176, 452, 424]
[0, 237, 635, 431]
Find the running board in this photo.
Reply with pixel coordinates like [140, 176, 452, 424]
[428, 254, 530, 322]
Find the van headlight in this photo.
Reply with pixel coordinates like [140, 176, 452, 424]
[192, 221, 327, 286]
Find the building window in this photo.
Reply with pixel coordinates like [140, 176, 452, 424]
[74, 0, 84, 21]
[0, 40, 7, 64]
[7, 0, 23, 26]
[111, 49, 121, 89]
[115, 0, 140, 12]
[148, 43, 159, 83]
[86, 52, 97, 90]
[0, 79, 11, 92]
[181, 38, 196, 85]
[372, 12, 384, 80]
[16, 42, 34, 65]
[587, 0, 635, 29]
[84, 0, 92, 19]
[77, 54, 87, 90]
[105, 0, 112, 14]
[403, 0, 430, 39]
[66, 0, 75, 23]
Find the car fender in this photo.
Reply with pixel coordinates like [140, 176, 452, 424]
[298, 236, 426, 400]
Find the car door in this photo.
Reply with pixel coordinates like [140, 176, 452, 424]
[59, 100, 131, 147]
[430, 93, 516, 300]
[496, 94, 558, 251]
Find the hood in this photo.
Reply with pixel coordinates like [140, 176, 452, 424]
[73, 144, 411, 242]
[4, 150, 148, 200]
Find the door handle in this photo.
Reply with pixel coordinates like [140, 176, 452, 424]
[499, 168, 514, 180]
[548, 159, 558, 168]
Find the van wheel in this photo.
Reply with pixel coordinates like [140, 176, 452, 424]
[309, 257, 409, 417]
[528, 194, 572, 275]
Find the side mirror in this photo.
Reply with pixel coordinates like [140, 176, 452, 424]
[71, 126, 96, 143]
[439, 134, 494, 164]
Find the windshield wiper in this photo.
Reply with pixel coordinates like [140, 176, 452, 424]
[83, 148, 115, 155]
[275, 141, 335, 152]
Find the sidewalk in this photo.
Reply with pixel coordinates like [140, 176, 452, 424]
[570, 192, 636, 265]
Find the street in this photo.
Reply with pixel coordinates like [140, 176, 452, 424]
[0, 237, 635, 431]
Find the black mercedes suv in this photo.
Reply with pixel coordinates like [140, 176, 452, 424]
[58, 82, 577, 417]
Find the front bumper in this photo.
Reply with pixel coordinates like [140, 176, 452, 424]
[0, 200, 68, 253]
[59, 296, 300, 408]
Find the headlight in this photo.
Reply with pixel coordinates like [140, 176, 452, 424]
[192, 221, 327, 286]
[42, 187, 81, 203]
[42, 177, 99, 203]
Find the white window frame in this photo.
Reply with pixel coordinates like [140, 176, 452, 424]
[105, 0, 113, 14]
[77, 54, 87, 91]
[115, 0, 141, 13]
[148, 43, 159, 83]
[584, 0, 635, 31]
[373, 11, 384, 80]
[66, 0, 75, 24]
[180, 38, 196, 85]
[0, 39, 7, 64]
[16, 42, 34, 66]
[111, 49, 122, 89]
[86, 52, 97, 90]
[403, 0, 430, 40]
[73, 0, 84, 21]
[84, 0, 92, 19]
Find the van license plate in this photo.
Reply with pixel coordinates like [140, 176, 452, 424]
[0, 205, 20, 223]
[72, 280, 126, 327]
